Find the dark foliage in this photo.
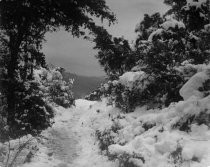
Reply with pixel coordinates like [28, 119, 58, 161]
[0, 0, 115, 139]
[92, 27, 136, 79]
[172, 110, 210, 132]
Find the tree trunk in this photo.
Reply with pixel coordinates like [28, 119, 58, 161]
[6, 46, 19, 127]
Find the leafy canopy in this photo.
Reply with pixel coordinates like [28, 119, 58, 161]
[0, 0, 116, 36]
[0, 0, 116, 138]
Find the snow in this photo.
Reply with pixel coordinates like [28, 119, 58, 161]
[155, 140, 177, 155]
[103, 83, 109, 91]
[204, 24, 210, 32]
[0, 135, 38, 167]
[21, 99, 117, 167]
[88, 72, 210, 167]
[180, 67, 210, 100]
[104, 102, 210, 166]
[3, 67, 210, 167]
[33, 67, 74, 107]
[119, 71, 148, 90]
[161, 18, 185, 30]
[190, 124, 209, 139]
[182, 140, 208, 162]
[189, 32, 200, 40]
[34, 67, 63, 83]
[183, 0, 208, 10]
[1, 94, 210, 167]
[112, 80, 118, 86]
[175, 63, 210, 80]
[147, 18, 185, 42]
[119, 71, 144, 84]
[148, 28, 163, 42]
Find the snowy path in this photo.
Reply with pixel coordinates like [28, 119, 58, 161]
[23, 99, 116, 167]
[43, 104, 84, 167]
[46, 114, 79, 166]
[47, 128, 78, 164]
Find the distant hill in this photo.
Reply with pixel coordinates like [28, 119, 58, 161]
[62, 72, 105, 99]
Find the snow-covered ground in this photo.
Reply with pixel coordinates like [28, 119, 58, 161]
[22, 99, 117, 167]
[15, 67, 210, 167]
[21, 96, 210, 167]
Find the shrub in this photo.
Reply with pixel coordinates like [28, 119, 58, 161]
[169, 145, 183, 166]
[96, 129, 116, 154]
[95, 119, 122, 154]
[198, 79, 210, 97]
[85, 89, 103, 101]
[172, 110, 210, 132]
[34, 67, 75, 108]
[114, 153, 145, 167]
[10, 81, 54, 138]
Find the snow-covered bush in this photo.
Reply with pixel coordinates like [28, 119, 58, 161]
[103, 18, 189, 111]
[0, 61, 55, 139]
[0, 68, 55, 140]
[179, 67, 210, 100]
[3, 66, 74, 138]
[9, 80, 54, 138]
[91, 0, 210, 166]
[95, 66, 210, 167]
[86, 80, 137, 112]
[85, 90, 101, 101]
[34, 67, 75, 108]
[88, 69, 180, 112]
[85, 81, 119, 103]
[96, 128, 118, 154]
[91, 0, 210, 114]
[172, 66, 210, 131]
[109, 152, 145, 167]
[104, 69, 182, 112]
[85, 84, 106, 101]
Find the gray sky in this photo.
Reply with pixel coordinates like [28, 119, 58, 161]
[42, 0, 168, 76]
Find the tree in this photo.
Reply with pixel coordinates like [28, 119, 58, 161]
[0, 0, 115, 138]
[133, 0, 210, 106]
[96, 0, 210, 112]
[164, 0, 209, 30]
[135, 13, 163, 43]
[92, 26, 135, 80]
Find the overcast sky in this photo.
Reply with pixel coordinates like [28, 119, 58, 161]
[42, 0, 169, 77]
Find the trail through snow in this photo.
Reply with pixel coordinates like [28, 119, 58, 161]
[46, 112, 79, 166]
[23, 99, 116, 167]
